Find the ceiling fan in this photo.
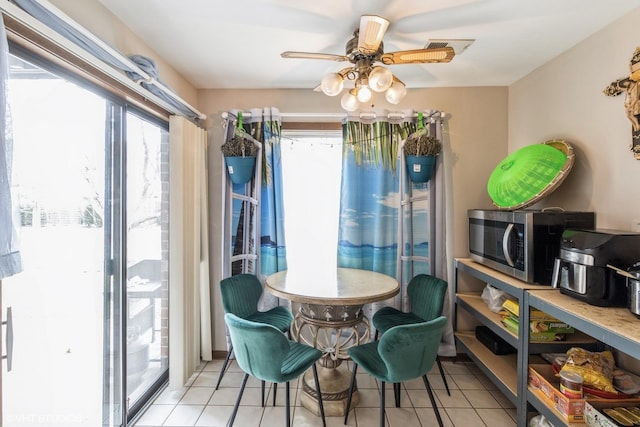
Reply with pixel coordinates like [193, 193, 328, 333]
[280, 15, 456, 109]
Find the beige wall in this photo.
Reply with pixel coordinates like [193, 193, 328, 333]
[199, 87, 508, 350]
[48, 0, 198, 107]
[509, 6, 640, 230]
[510, 8, 640, 368]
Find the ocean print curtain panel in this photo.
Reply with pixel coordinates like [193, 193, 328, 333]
[0, 17, 22, 279]
[338, 111, 454, 356]
[337, 115, 417, 319]
[227, 108, 286, 285]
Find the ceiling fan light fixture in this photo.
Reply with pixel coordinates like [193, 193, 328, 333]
[368, 66, 394, 92]
[356, 85, 372, 103]
[385, 80, 407, 104]
[341, 89, 360, 111]
[320, 72, 344, 96]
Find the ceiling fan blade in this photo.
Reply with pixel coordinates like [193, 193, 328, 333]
[381, 47, 455, 65]
[281, 51, 350, 62]
[357, 15, 389, 54]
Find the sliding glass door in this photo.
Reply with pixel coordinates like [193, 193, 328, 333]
[1, 50, 168, 426]
[124, 111, 169, 417]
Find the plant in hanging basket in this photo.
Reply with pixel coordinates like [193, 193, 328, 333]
[221, 135, 258, 184]
[221, 135, 258, 157]
[403, 133, 441, 157]
[404, 133, 441, 183]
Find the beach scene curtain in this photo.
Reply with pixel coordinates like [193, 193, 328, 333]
[337, 111, 453, 356]
[237, 108, 286, 277]
[337, 115, 417, 323]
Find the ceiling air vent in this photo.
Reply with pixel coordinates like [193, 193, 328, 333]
[425, 39, 475, 55]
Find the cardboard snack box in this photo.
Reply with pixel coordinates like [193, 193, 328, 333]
[528, 364, 640, 423]
[503, 317, 568, 342]
[503, 299, 563, 321]
[585, 400, 640, 427]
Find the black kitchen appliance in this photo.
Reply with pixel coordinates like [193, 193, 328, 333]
[551, 229, 640, 307]
[468, 209, 595, 284]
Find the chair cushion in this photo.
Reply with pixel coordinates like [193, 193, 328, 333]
[348, 341, 388, 381]
[372, 307, 424, 335]
[281, 341, 323, 382]
[246, 306, 293, 333]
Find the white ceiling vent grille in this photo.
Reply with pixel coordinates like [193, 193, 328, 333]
[425, 39, 475, 54]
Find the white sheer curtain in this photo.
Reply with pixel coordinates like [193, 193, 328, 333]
[0, 16, 22, 280]
[168, 116, 211, 388]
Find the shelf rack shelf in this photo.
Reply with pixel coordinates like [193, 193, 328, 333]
[454, 258, 613, 426]
[524, 289, 640, 426]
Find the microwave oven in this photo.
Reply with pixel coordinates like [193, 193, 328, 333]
[468, 209, 595, 284]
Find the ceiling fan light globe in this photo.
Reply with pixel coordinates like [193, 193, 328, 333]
[385, 81, 407, 104]
[368, 67, 393, 92]
[341, 91, 360, 111]
[357, 86, 372, 102]
[320, 73, 344, 96]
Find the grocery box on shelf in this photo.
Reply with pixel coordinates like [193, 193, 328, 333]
[503, 299, 562, 321]
[502, 299, 574, 340]
[528, 364, 640, 423]
[503, 317, 570, 342]
[585, 400, 640, 427]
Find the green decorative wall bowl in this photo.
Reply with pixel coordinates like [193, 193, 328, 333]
[487, 140, 574, 210]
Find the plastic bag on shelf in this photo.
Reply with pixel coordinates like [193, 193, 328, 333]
[481, 284, 509, 313]
[528, 414, 554, 427]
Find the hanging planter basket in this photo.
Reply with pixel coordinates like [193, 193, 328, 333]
[221, 112, 258, 185]
[404, 113, 441, 183]
[224, 156, 256, 184]
[406, 155, 437, 183]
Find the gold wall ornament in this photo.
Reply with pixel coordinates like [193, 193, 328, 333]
[603, 46, 640, 159]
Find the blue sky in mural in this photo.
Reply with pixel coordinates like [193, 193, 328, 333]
[338, 155, 429, 248]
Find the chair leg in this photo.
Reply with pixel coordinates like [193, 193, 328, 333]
[312, 363, 326, 427]
[273, 383, 277, 406]
[344, 364, 358, 425]
[436, 356, 451, 396]
[285, 381, 290, 427]
[261, 381, 265, 407]
[215, 343, 233, 390]
[228, 372, 249, 427]
[422, 375, 444, 427]
[394, 382, 401, 407]
[380, 380, 386, 427]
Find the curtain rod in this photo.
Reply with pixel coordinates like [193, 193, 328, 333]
[1, 0, 206, 121]
[221, 110, 446, 120]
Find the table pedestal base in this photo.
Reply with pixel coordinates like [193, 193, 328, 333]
[300, 364, 358, 417]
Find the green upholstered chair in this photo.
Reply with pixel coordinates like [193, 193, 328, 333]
[344, 316, 447, 427]
[224, 313, 326, 427]
[216, 273, 294, 406]
[371, 273, 451, 396]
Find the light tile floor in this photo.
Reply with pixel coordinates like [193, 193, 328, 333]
[133, 358, 516, 427]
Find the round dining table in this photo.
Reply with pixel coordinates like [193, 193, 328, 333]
[265, 267, 399, 417]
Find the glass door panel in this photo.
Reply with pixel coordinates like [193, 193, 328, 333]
[2, 56, 108, 426]
[125, 112, 168, 415]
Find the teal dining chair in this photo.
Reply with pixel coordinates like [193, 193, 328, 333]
[344, 316, 448, 427]
[216, 274, 294, 407]
[224, 313, 326, 427]
[372, 273, 451, 396]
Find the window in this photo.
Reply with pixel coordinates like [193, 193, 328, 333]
[280, 130, 342, 268]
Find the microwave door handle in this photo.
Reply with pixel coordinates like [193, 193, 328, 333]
[502, 223, 515, 267]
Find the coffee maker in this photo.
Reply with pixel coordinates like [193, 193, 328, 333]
[551, 229, 640, 307]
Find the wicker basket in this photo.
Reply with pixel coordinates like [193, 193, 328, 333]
[487, 139, 575, 210]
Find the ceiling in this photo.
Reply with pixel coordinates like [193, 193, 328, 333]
[96, 0, 639, 91]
